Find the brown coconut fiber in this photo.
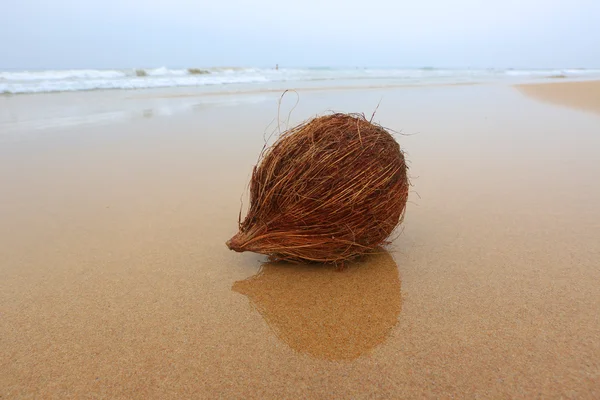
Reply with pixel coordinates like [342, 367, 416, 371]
[226, 112, 409, 264]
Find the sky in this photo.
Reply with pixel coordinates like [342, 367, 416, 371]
[1, 0, 599, 69]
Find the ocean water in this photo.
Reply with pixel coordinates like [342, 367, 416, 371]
[2, 67, 600, 95]
[3, 67, 600, 135]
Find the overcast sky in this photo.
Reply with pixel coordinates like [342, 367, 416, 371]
[1, 0, 598, 69]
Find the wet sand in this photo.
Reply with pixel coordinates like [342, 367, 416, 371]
[1, 82, 600, 398]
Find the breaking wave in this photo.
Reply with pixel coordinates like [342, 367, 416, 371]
[2, 67, 600, 94]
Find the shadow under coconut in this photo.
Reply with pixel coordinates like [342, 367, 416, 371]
[232, 250, 402, 361]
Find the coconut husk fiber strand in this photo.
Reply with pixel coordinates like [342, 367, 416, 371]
[226, 112, 409, 263]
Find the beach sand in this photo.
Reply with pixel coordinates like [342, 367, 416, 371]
[1, 81, 599, 398]
[515, 80, 600, 115]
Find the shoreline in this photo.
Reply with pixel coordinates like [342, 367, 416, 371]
[1, 80, 481, 99]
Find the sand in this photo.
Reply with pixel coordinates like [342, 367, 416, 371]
[516, 79, 600, 115]
[1, 81, 600, 399]
[232, 251, 402, 361]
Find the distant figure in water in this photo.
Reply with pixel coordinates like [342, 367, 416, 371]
[276, 64, 279, 70]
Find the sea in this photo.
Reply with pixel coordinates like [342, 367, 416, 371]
[2, 67, 600, 95]
[2, 66, 599, 135]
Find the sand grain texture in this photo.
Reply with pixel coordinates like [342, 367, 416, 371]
[1, 81, 600, 398]
[232, 251, 401, 360]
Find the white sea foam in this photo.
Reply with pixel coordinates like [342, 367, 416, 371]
[0, 69, 128, 81]
[2, 67, 600, 95]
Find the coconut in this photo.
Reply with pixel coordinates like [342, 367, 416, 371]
[226, 113, 409, 263]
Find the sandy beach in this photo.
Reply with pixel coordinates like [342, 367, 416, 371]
[1, 80, 599, 398]
[515, 80, 600, 115]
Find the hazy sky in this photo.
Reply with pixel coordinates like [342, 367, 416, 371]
[1, 0, 598, 69]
